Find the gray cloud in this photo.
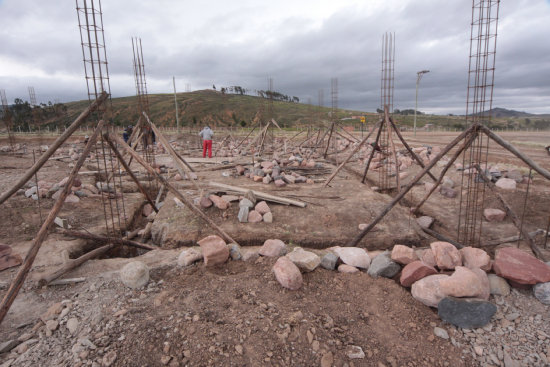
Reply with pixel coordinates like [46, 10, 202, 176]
[1, 0, 549, 115]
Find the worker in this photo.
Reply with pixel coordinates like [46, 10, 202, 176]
[123, 125, 133, 143]
[199, 126, 214, 158]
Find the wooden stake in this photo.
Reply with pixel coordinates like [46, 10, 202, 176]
[323, 121, 380, 187]
[361, 121, 384, 184]
[347, 125, 476, 247]
[0, 92, 108, 205]
[208, 181, 307, 208]
[0, 119, 105, 325]
[109, 133, 239, 245]
[103, 134, 159, 213]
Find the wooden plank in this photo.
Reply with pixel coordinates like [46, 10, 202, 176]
[208, 181, 307, 208]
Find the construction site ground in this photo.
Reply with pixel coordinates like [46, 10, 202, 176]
[0, 128, 549, 366]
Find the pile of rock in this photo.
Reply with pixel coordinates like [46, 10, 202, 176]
[235, 156, 316, 186]
[19, 176, 98, 203]
[171, 236, 550, 330]
[197, 190, 274, 224]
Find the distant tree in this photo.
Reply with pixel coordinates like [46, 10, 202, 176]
[240, 120, 246, 127]
[376, 108, 384, 114]
[212, 84, 216, 90]
[292, 96, 299, 103]
[221, 87, 226, 94]
[525, 118, 531, 126]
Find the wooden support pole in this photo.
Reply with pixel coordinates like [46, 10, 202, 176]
[361, 122, 384, 184]
[208, 181, 306, 208]
[57, 229, 156, 250]
[143, 112, 195, 173]
[412, 131, 477, 214]
[109, 133, 239, 245]
[323, 122, 336, 158]
[234, 125, 257, 150]
[0, 92, 108, 205]
[103, 134, 159, 213]
[213, 135, 231, 157]
[323, 121, 380, 187]
[481, 125, 550, 181]
[473, 164, 547, 261]
[0, 119, 105, 325]
[389, 118, 437, 182]
[347, 125, 475, 247]
[39, 244, 116, 285]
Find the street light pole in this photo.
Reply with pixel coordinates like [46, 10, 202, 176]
[414, 70, 429, 137]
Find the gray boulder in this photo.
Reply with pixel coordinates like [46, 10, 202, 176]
[367, 251, 401, 278]
[437, 297, 496, 329]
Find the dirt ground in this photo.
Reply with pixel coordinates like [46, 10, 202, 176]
[0, 129, 549, 366]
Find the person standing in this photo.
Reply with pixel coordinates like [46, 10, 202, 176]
[199, 126, 214, 158]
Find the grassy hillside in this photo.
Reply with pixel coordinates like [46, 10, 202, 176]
[33, 91, 550, 131]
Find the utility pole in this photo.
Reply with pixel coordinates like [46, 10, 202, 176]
[414, 70, 429, 137]
[173, 76, 179, 131]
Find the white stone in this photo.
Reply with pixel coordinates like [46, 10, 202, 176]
[120, 261, 150, 289]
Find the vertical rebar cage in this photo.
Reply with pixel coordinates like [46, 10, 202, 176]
[378, 32, 395, 190]
[458, 0, 500, 246]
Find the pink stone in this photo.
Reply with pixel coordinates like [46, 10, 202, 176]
[495, 178, 516, 190]
[424, 182, 435, 192]
[470, 267, 490, 300]
[200, 197, 213, 208]
[274, 179, 286, 187]
[198, 235, 229, 266]
[418, 249, 437, 268]
[332, 247, 371, 270]
[255, 201, 271, 215]
[439, 266, 485, 298]
[209, 195, 228, 210]
[261, 161, 274, 170]
[259, 239, 287, 257]
[236, 165, 245, 175]
[174, 174, 183, 181]
[411, 274, 449, 308]
[493, 247, 550, 285]
[391, 245, 419, 265]
[64, 194, 80, 203]
[338, 264, 359, 273]
[253, 176, 263, 182]
[273, 256, 302, 290]
[248, 210, 263, 223]
[400, 261, 438, 287]
[430, 242, 462, 270]
[460, 247, 491, 271]
[483, 208, 506, 222]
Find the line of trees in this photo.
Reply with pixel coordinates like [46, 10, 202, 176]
[4, 98, 68, 129]
[214, 84, 299, 103]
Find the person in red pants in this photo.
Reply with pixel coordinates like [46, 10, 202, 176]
[199, 126, 214, 158]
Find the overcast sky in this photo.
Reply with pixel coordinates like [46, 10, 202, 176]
[1, 0, 549, 114]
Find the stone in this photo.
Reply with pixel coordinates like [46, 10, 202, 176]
[244, 190, 257, 205]
[321, 352, 334, 367]
[259, 239, 287, 257]
[440, 186, 457, 198]
[177, 248, 203, 267]
[235, 165, 245, 175]
[442, 177, 455, 188]
[274, 179, 286, 187]
[209, 195, 229, 210]
[41, 302, 63, 322]
[255, 201, 271, 215]
[437, 297, 497, 329]
[439, 266, 485, 298]
[400, 261, 438, 287]
[242, 249, 259, 262]
[283, 175, 296, 184]
[237, 206, 249, 223]
[460, 247, 491, 271]
[248, 210, 263, 223]
[434, 327, 449, 339]
[262, 175, 271, 184]
[228, 243, 242, 261]
[102, 350, 117, 367]
[64, 194, 80, 203]
[505, 169, 523, 183]
[66, 318, 79, 335]
[200, 197, 213, 208]
[286, 248, 321, 272]
[418, 248, 437, 267]
[46, 319, 59, 331]
[333, 247, 371, 270]
[321, 252, 338, 270]
[493, 247, 550, 284]
[338, 264, 359, 273]
[239, 198, 254, 208]
[495, 177, 516, 190]
[253, 175, 263, 182]
[120, 261, 149, 289]
[358, 223, 367, 230]
[416, 216, 434, 229]
[263, 212, 273, 223]
[470, 267, 491, 300]
[198, 235, 229, 266]
[391, 245, 419, 265]
[345, 345, 365, 359]
[483, 208, 506, 222]
[430, 241, 462, 270]
[487, 274, 510, 296]
[142, 204, 153, 217]
[272, 256, 302, 290]
[533, 282, 550, 305]
[367, 251, 401, 278]
[0, 340, 19, 353]
[411, 274, 449, 308]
